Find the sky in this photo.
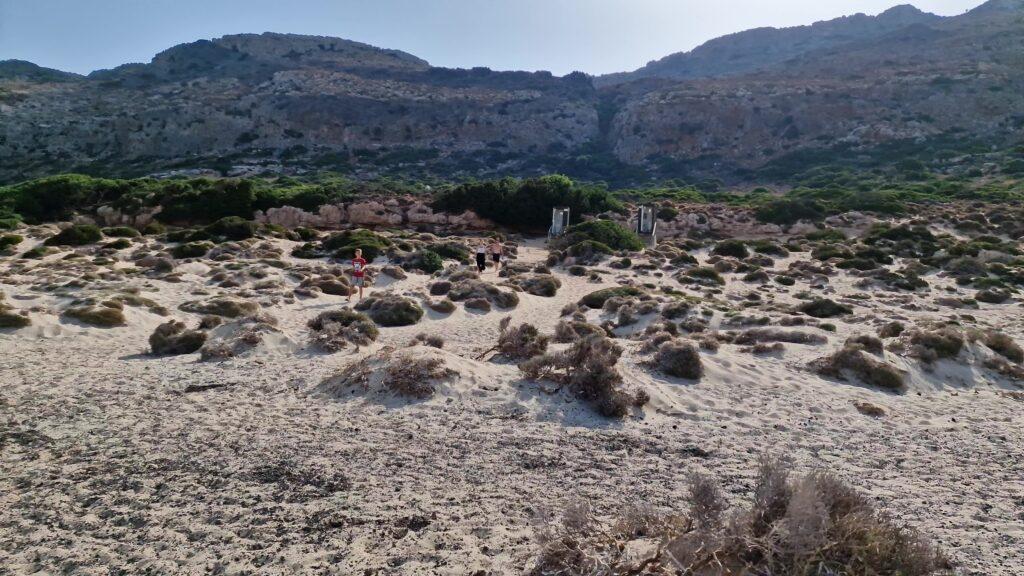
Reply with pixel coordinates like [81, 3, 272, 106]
[0, 0, 984, 76]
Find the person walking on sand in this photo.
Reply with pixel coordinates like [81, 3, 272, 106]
[475, 241, 487, 273]
[347, 248, 368, 302]
[488, 238, 503, 272]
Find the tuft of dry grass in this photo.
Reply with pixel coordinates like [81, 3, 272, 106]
[531, 456, 951, 576]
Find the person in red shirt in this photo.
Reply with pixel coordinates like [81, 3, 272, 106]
[348, 248, 368, 302]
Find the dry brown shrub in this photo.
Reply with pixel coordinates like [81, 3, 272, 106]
[531, 457, 950, 576]
[409, 332, 445, 348]
[383, 355, 456, 399]
[854, 401, 887, 417]
[649, 340, 703, 379]
[308, 309, 379, 351]
[734, 328, 827, 346]
[519, 335, 645, 418]
[496, 316, 549, 360]
[982, 330, 1023, 363]
[553, 319, 605, 343]
[812, 345, 904, 390]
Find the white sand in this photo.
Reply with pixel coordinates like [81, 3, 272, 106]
[1, 234, 1022, 574]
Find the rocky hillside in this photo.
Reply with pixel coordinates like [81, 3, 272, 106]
[596, 5, 942, 86]
[2, 1, 1023, 185]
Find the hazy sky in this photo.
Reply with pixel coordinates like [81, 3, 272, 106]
[0, 0, 984, 76]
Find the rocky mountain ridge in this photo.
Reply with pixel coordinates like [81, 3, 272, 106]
[1, 1, 1022, 185]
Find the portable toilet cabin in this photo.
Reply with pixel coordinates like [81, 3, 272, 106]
[549, 207, 571, 238]
[636, 205, 657, 243]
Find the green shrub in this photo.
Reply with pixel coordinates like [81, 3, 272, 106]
[4, 174, 132, 222]
[683, 267, 725, 286]
[567, 240, 613, 258]
[557, 219, 643, 252]
[323, 229, 391, 261]
[711, 239, 748, 258]
[44, 224, 103, 246]
[432, 175, 622, 230]
[102, 226, 140, 238]
[204, 216, 258, 240]
[804, 228, 847, 242]
[755, 198, 825, 225]
[142, 221, 166, 235]
[20, 246, 49, 259]
[426, 241, 470, 261]
[172, 241, 213, 259]
[656, 206, 679, 221]
[579, 286, 644, 308]
[294, 226, 319, 241]
[799, 298, 853, 318]
[355, 293, 424, 327]
[104, 238, 132, 250]
[0, 234, 23, 250]
[404, 249, 444, 273]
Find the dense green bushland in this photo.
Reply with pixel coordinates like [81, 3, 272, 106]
[0, 173, 421, 225]
[431, 174, 624, 230]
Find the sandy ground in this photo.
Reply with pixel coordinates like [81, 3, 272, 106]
[1, 232, 1023, 575]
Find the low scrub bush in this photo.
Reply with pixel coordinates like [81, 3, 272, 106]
[910, 328, 964, 360]
[149, 320, 207, 355]
[322, 229, 391, 261]
[532, 455, 949, 575]
[496, 317, 549, 360]
[812, 345, 904, 390]
[798, 298, 853, 318]
[63, 303, 126, 327]
[308, 309, 379, 351]
[711, 239, 749, 258]
[553, 219, 644, 252]
[44, 224, 103, 246]
[578, 286, 644, 308]
[519, 335, 646, 418]
[355, 293, 424, 326]
[982, 330, 1023, 363]
[384, 355, 456, 399]
[0, 234, 23, 250]
[650, 340, 703, 379]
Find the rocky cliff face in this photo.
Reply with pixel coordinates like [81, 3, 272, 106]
[596, 5, 942, 86]
[2, 2, 1023, 185]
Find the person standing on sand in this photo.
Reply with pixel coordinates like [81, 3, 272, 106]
[347, 248, 368, 302]
[488, 239, 503, 272]
[475, 242, 488, 273]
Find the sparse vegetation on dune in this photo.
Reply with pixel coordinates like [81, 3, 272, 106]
[519, 334, 647, 418]
[308, 309, 379, 351]
[533, 456, 950, 575]
[354, 293, 424, 327]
